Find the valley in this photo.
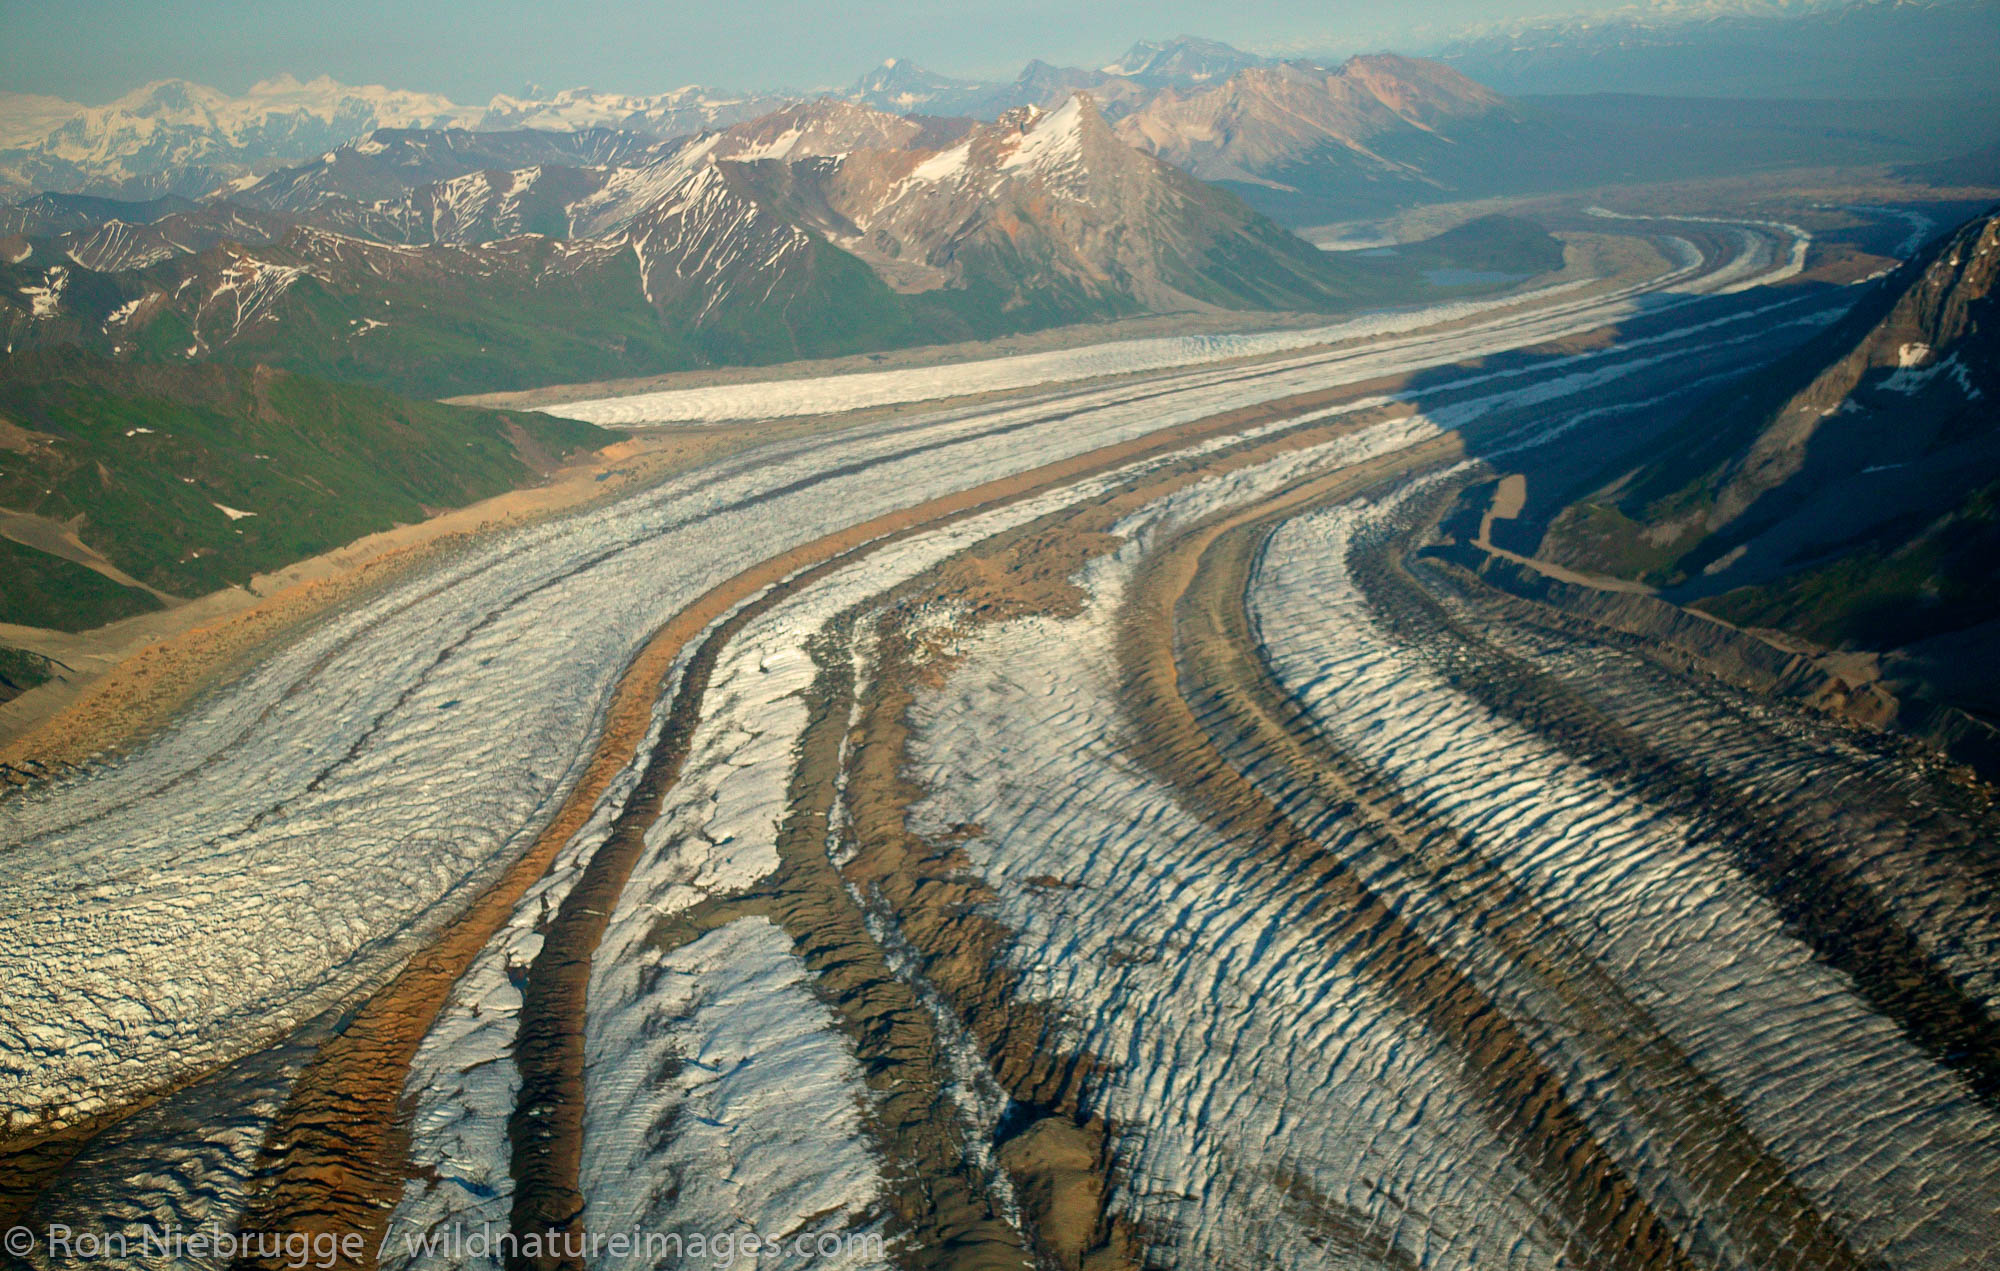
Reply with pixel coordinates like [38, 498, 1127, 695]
[2, 11, 1998, 1269]
[7, 206, 1993, 1270]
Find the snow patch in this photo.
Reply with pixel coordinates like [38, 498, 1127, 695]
[18, 265, 67, 317]
[103, 297, 147, 330]
[1000, 96, 1084, 176]
[907, 142, 973, 185]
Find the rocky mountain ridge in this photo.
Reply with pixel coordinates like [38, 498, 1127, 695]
[3, 93, 1547, 397]
[9, 20, 1988, 215]
[1538, 205, 2000, 749]
[1114, 55, 1512, 192]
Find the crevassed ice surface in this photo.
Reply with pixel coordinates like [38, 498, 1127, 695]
[0, 231, 1799, 1131]
[901, 500, 1567, 1267]
[900, 421, 1995, 1267]
[577, 442, 1296, 1264]
[381, 681, 679, 1271]
[1244, 496, 2000, 1269]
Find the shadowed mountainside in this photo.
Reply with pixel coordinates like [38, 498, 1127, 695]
[1539, 206, 2000, 751]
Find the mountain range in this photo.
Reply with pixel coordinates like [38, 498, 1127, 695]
[0, 76, 477, 203]
[0, 39, 1281, 204]
[8, 16, 1996, 404]
[0, 45, 1593, 635]
[1112, 55, 1529, 220]
[14, 2, 1991, 206]
[0, 75, 792, 204]
[1436, 0, 2000, 98]
[843, 35, 1271, 119]
[4, 89, 1562, 399]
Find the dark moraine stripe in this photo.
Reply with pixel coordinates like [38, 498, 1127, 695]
[1346, 492, 2000, 1111]
[1178, 498, 1869, 1270]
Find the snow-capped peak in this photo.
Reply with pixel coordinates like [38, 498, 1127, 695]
[1102, 34, 1269, 83]
[0, 76, 779, 202]
[999, 97, 1083, 173]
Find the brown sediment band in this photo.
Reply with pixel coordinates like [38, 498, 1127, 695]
[88, 322, 1598, 1265]
[1105, 438, 1705, 1271]
[620, 631, 1048, 1269]
[778, 427, 1495, 1265]
[11, 277, 1736, 1251]
[1171, 484, 1867, 1270]
[112, 374, 1386, 1270]
[497, 376, 1434, 1270]
[782, 422, 1719, 1267]
[0, 1117, 138, 1229]
[1353, 506, 2000, 1109]
[713, 419, 1483, 1267]
[224, 587, 695, 1267]
[0, 434, 723, 773]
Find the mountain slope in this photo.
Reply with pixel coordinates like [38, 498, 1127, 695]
[849, 59, 998, 116]
[474, 85, 786, 136]
[1000, 60, 1154, 120]
[848, 37, 1276, 121]
[3, 202, 293, 273]
[3, 224, 837, 397]
[1539, 207, 2000, 738]
[0, 78, 781, 202]
[1111, 49, 1987, 225]
[1113, 55, 1536, 221]
[225, 127, 659, 213]
[753, 96, 1395, 317]
[0, 348, 612, 629]
[0, 192, 198, 237]
[1102, 35, 1270, 85]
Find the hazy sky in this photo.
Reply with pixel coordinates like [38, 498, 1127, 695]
[0, 0, 1570, 104]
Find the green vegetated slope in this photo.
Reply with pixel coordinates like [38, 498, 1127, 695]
[0, 535, 160, 629]
[220, 212, 1557, 393]
[1696, 484, 2000, 652]
[0, 171, 1562, 641]
[0, 348, 614, 630]
[0, 233, 1053, 400]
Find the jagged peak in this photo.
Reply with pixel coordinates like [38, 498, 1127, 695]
[1103, 34, 1267, 81]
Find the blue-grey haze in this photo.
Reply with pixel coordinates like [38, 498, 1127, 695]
[2, 0, 1565, 104]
